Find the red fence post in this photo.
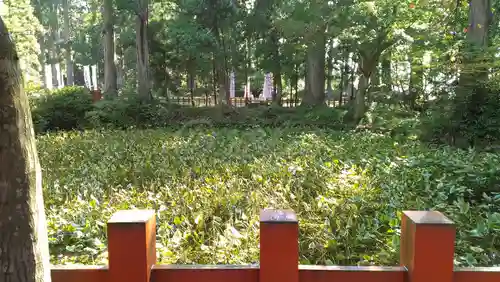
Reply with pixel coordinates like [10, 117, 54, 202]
[91, 89, 102, 103]
[400, 211, 455, 282]
[107, 210, 157, 282]
[260, 209, 299, 282]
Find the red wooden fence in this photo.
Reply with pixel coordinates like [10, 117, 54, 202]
[51, 209, 500, 282]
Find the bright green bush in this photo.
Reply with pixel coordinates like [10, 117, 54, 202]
[38, 128, 500, 266]
[31, 86, 93, 133]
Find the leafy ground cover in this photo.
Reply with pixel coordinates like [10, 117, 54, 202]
[38, 127, 500, 266]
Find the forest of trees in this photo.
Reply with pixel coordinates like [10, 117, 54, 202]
[1, 0, 497, 119]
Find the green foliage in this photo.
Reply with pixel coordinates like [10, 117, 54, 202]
[3, 0, 43, 85]
[38, 128, 500, 266]
[85, 96, 171, 129]
[31, 86, 93, 133]
[85, 97, 346, 129]
[421, 82, 500, 149]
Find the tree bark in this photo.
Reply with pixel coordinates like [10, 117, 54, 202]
[272, 70, 282, 105]
[347, 49, 379, 123]
[338, 48, 349, 106]
[37, 35, 47, 89]
[457, 0, 491, 89]
[456, 0, 491, 96]
[347, 34, 394, 123]
[136, 1, 151, 101]
[47, 30, 58, 89]
[214, 31, 228, 104]
[326, 39, 334, 99]
[116, 45, 124, 89]
[353, 73, 369, 121]
[301, 32, 326, 106]
[187, 59, 196, 106]
[0, 17, 51, 282]
[381, 50, 392, 92]
[62, 0, 73, 86]
[103, 0, 117, 97]
[271, 31, 282, 105]
[52, 4, 63, 89]
[409, 44, 423, 110]
[452, 0, 492, 145]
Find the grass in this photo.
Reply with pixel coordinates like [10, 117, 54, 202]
[38, 127, 500, 267]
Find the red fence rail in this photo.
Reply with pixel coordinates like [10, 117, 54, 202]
[51, 209, 500, 282]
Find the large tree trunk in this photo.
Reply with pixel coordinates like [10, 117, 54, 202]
[136, 0, 151, 101]
[301, 32, 326, 106]
[0, 17, 51, 282]
[347, 50, 379, 123]
[353, 73, 369, 121]
[381, 50, 392, 92]
[103, 0, 117, 97]
[47, 31, 58, 89]
[212, 53, 217, 103]
[326, 39, 334, 99]
[338, 48, 349, 106]
[116, 45, 124, 89]
[272, 70, 282, 105]
[216, 65, 227, 105]
[214, 32, 228, 104]
[244, 39, 250, 101]
[347, 34, 394, 123]
[452, 0, 492, 145]
[52, 4, 64, 89]
[270, 31, 282, 105]
[37, 35, 47, 89]
[62, 0, 73, 86]
[187, 59, 196, 106]
[457, 0, 491, 90]
[409, 44, 423, 110]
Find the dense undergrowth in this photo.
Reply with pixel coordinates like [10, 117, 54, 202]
[30, 87, 500, 267]
[38, 127, 500, 267]
[29, 86, 347, 132]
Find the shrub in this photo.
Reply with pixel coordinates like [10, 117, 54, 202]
[31, 86, 93, 133]
[85, 96, 172, 129]
[85, 97, 346, 130]
[421, 83, 500, 149]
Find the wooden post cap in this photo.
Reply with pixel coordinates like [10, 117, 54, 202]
[260, 209, 298, 223]
[108, 210, 156, 223]
[400, 210, 456, 282]
[259, 209, 299, 282]
[403, 211, 454, 225]
[108, 209, 157, 282]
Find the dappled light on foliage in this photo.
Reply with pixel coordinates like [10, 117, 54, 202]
[38, 128, 500, 266]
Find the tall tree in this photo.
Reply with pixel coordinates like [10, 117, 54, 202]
[302, 31, 326, 106]
[451, 0, 493, 145]
[136, 0, 151, 100]
[380, 50, 391, 91]
[62, 0, 74, 85]
[0, 17, 51, 282]
[47, 1, 61, 88]
[103, 0, 118, 96]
